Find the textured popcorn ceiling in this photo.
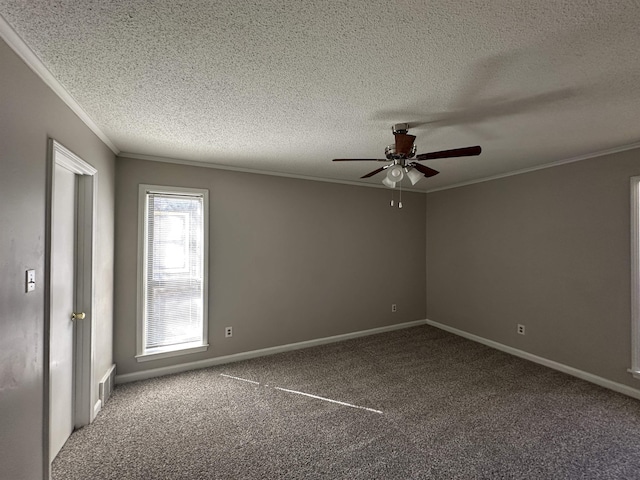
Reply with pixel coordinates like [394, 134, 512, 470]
[2, 1, 640, 190]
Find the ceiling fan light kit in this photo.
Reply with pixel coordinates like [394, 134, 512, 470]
[382, 176, 397, 189]
[386, 165, 404, 183]
[405, 167, 422, 186]
[332, 124, 482, 194]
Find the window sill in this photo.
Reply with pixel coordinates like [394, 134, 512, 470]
[136, 343, 209, 363]
[628, 369, 640, 380]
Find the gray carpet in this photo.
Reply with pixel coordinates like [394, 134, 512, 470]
[53, 325, 640, 479]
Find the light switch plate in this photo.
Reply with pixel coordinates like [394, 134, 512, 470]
[26, 269, 36, 292]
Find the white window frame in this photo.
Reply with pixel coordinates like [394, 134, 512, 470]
[136, 184, 209, 362]
[630, 176, 640, 379]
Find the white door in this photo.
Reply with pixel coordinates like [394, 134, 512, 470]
[49, 163, 77, 459]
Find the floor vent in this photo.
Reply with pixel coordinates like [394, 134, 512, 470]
[99, 364, 116, 406]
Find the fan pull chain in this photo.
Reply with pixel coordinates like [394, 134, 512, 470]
[390, 189, 394, 207]
[398, 182, 403, 209]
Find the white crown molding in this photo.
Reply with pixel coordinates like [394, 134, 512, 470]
[0, 13, 119, 154]
[426, 141, 640, 193]
[115, 319, 429, 384]
[118, 152, 428, 193]
[425, 319, 640, 400]
[4, 10, 638, 189]
[121, 141, 640, 194]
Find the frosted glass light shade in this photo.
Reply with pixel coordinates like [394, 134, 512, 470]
[382, 176, 396, 188]
[386, 165, 404, 182]
[406, 167, 422, 185]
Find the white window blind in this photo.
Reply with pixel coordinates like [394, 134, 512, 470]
[141, 188, 207, 356]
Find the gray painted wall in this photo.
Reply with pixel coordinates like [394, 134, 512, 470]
[114, 157, 427, 375]
[0, 38, 115, 479]
[8, 15, 640, 477]
[426, 148, 640, 391]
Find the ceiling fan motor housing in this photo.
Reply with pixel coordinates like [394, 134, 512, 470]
[386, 137, 417, 160]
[391, 123, 410, 135]
[388, 124, 417, 159]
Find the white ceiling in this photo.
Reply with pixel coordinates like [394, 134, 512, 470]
[2, 0, 640, 191]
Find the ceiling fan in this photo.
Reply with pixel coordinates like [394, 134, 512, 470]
[333, 123, 481, 188]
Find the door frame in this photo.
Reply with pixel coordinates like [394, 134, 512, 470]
[44, 139, 97, 472]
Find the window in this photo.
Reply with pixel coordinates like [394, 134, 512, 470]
[137, 185, 209, 361]
[631, 176, 640, 379]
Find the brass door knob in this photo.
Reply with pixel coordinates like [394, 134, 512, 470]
[71, 312, 86, 320]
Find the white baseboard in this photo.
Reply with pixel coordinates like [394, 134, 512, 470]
[99, 364, 117, 406]
[93, 399, 102, 419]
[115, 319, 428, 384]
[425, 319, 640, 401]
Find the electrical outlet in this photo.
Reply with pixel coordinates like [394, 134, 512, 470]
[225, 326, 233, 338]
[391, 304, 397, 313]
[517, 324, 525, 335]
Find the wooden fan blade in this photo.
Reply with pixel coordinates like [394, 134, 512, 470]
[410, 162, 440, 177]
[360, 166, 387, 178]
[394, 133, 416, 155]
[416, 145, 481, 161]
[332, 158, 388, 162]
